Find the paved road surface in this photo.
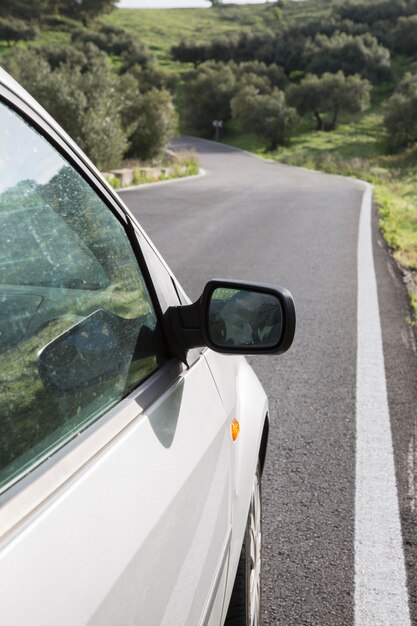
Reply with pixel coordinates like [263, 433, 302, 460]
[119, 138, 417, 625]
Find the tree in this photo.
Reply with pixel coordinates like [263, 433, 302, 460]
[0, 0, 47, 21]
[27, 41, 105, 71]
[171, 32, 273, 68]
[392, 16, 417, 56]
[63, 0, 117, 26]
[305, 32, 391, 83]
[119, 41, 155, 73]
[334, 0, 413, 25]
[184, 61, 237, 134]
[0, 17, 38, 46]
[0, 0, 116, 22]
[127, 88, 178, 160]
[4, 49, 128, 169]
[171, 40, 208, 67]
[288, 71, 371, 131]
[71, 25, 154, 67]
[384, 73, 417, 150]
[235, 61, 287, 91]
[126, 62, 177, 94]
[232, 85, 296, 149]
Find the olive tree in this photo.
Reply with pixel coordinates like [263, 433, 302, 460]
[305, 32, 391, 83]
[127, 88, 178, 160]
[231, 85, 296, 149]
[0, 18, 38, 46]
[4, 49, 128, 170]
[184, 61, 237, 134]
[288, 71, 371, 131]
[384, 73, 417, 150]
[392, 16, 417, 56]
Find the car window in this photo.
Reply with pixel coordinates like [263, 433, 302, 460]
[0, 100, 168, 493]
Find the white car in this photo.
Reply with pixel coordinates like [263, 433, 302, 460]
[0, 68, 295, 626]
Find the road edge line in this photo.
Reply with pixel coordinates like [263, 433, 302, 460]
[355, 182, 411, 625]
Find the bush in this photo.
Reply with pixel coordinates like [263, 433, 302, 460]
[71, 25, 154, 70]
[61, 0, 117, 26]
[232, 86, 296, 149]
[119, 41, 155, 73]
[305, 32, 391, 83]
[127, 89, 178, 161]
[106, 176, 122, 189]
[126, 62, 177, 94]
[0, 0, 43, 21]
[4, 42, 178, 166]
[171, 150, 199, 176]
[27, 42, 105, 71]
[334, 0, 415, 26]
[184, 61, 237, 134]
[182, 59, 287, 135]
[4, 50, 128, 170]
[171, 40, 209, 67]
[172, 31, 272, 67]
[384, 73, 417, 150]
[0, 17, 38, 46]
[392, 16, 417, 56]
[235, 61, 287, 91]
[288, 71, 371, 131]
[42, 15, 79, 32]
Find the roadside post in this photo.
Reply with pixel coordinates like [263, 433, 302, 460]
[212, 119, 223, 141]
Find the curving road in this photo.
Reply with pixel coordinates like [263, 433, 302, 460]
[119, 137, 417, 626]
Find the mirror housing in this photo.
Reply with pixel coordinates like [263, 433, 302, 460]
[164, 279, 296, 364]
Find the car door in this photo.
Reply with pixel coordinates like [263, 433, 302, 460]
[0, 90, 232, 625]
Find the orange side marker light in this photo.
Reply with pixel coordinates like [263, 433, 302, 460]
[231, 419, 240, 442]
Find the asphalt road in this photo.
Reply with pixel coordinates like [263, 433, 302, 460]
[119, 137, 417, 626]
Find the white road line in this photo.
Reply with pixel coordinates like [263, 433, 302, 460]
[355, 183, 411, 625]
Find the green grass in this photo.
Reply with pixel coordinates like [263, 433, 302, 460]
[101, 3, 283, 69]
[219, 120, 267, 155]
[0, 1, 349, 71]
[106, 150, 199, 188]
[0, 3, 282, 71]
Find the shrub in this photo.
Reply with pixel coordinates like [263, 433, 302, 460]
[106, 176, 122, 189]
[127, 89, 178, 161]
[184, 61, 237, 134]
[0, 17, 38, 46]
[392, 16, 417, 56]
[71, 25, 154, 70]
[334, 0, 415, 26]
[232, 86, 296, 149]
[288, 71, 371, 131]
[174, 150, 199, 176]
[4, 50, 128, 170]
[126, 63, 177, 94]
[235, 61, 287, 90]
[305, 32, 391, 83]
[384, 73, 417, 150]
[28, 42, 105, 71]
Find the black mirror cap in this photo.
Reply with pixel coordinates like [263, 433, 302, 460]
[200, 278, 296, 356]
[164, 278, 296, 364]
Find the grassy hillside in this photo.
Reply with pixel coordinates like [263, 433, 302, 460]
[103, 4, 272, 68]
[101, 1, 333, 68]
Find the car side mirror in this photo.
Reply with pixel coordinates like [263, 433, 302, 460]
[164, 279, 296, 364]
